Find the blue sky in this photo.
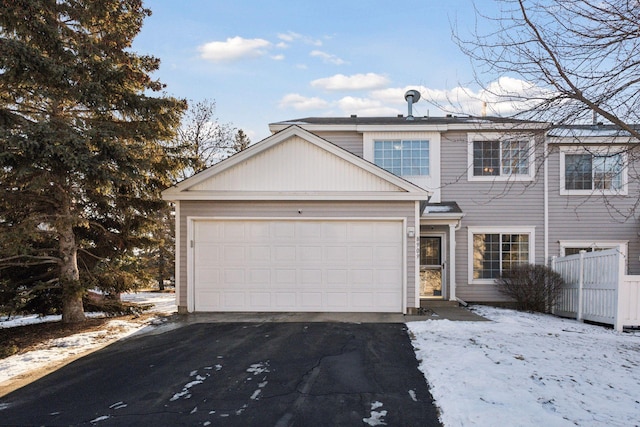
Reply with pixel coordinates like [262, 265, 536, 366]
[133, 0, 509, 141]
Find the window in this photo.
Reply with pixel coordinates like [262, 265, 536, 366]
[374, 140, 429, 176]
[564, 152, 624, 192]
[469, 228, 534, 282]
[559, 241, 627, 258]
[473, 140, 530, 177]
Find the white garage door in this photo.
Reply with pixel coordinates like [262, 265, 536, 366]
[192, 219, 404, 312]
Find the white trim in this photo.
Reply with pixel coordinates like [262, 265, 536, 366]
[164, 191, 428, 201]
[420, 232, 447, 300]
[558, 240, 628, 258]
[187, 216, 408, 314]
[186, 214, 194, 312]
[414, 201, 420, 309]
[174, 201, 181, 311]
[402, 217, 408, 315]
[467, 132, 535, 182]
[559, 146, 628, 196]
[467, 226, 536, 285]
[448, 223, 457, 301]
[363, 131, 441, 202]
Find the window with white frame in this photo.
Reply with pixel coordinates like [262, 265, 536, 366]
[562, 150, 626, 194]
[374, 140, 429, 176]
[559, 241, 627, 257]
[468, 136, 534, 181]
[469, 227, 535, 282]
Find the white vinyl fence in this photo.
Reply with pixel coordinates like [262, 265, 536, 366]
[552, 249, 640, 331]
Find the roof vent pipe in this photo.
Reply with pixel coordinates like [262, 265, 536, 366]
[404, 89, 421, 121]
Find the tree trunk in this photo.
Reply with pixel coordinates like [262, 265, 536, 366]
[59, 206, 86, 323]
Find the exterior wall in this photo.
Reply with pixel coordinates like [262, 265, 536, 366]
[312, 131, 363, 157]
[177, 200, 417, 312]
[439, 131, 546, 301]
[547, 144, 640, 274]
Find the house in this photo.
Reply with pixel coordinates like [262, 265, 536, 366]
[163, 98, 640, 314]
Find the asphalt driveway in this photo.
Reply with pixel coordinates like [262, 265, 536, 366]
[0, 322, 441, 426]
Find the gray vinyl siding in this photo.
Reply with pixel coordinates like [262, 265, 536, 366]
[547, 144, 640, 274]
[439, 131, 546, 302]
[177, 200, 416, 311]
[312, 131, 363, 157]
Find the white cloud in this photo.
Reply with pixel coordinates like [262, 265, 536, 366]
[271, 54, 285, 60]
[278, 31, 323, 46]
[279, 93, 331, 111]
[278, 76, 549, 118]
[311, 73, 389, 91]
[199, 36, 272, 62]
[310, 50, 346, 65]
[336, 96, 400, 116]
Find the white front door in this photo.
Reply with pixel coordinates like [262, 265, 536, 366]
[191, 219, 404, 312]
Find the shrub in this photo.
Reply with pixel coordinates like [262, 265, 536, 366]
[497, 264, 565, 313]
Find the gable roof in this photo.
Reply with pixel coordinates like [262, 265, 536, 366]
[163, 125, 431, 202]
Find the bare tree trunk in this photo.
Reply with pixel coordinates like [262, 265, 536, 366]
[59, 199, 86, 323]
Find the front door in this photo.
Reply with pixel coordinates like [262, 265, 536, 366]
[420, 236, 443, 298]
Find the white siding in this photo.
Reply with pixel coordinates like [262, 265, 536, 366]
[189, 136, 401, 193]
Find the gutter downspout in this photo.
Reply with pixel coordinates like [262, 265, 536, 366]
[544, 134, 549, 265]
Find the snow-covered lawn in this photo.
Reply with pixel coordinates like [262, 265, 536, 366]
[408, 306, 640, 427]
[0, 292, 176, 385]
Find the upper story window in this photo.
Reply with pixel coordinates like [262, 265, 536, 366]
[560, 148, 627, 195]
[467, 133, 534, 182]
[473, 140, 530, 176]
[374, 140, 429, 176]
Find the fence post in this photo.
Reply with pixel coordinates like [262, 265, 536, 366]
[614, 251, 624, 332]
[577, 250, 585, 322]
[551, 256, 557, 314]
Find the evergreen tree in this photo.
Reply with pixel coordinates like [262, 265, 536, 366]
[0, 0, 187, 322]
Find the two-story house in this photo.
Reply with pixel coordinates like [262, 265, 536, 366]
[163, 103, 640, 314]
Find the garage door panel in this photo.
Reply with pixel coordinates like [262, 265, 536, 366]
[327, 292, 348, 307]
[275, 269, 296, 283]
[275, 292, 296, 307]
[348, 246, 374, 264]
[327, 269, 348, 284]
[193, 219, 403, 312]
[223, 269, 245, 283]
[223, 246, 245, 263]
[223, 223, 246, 240]
[247, 246, 271, 263]
[247, 269, 270, 285]
[250, 292, 271, 308]
[274, 246, 296, 262]
[299, 246, 322, 262]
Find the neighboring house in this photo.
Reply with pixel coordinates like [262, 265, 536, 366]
[163, 107, 640, 314]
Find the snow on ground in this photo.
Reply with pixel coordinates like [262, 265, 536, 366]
[408, 306, 640, 427]
[0, 292, 176, 385]
[3, 298, 640, 426]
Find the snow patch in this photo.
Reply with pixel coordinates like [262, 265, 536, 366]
[408, 390, 417, 402]
[108, 401, 127, 410]
[90, 415, 110, 423]
[363, 401, 387, 426]
[407, 305, 640, 427]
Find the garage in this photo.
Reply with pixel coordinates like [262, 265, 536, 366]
[192, 219, 404, 312]
[163, 126, 430, 314]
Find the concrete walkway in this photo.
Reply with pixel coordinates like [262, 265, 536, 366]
[173, 305, 488, 325]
